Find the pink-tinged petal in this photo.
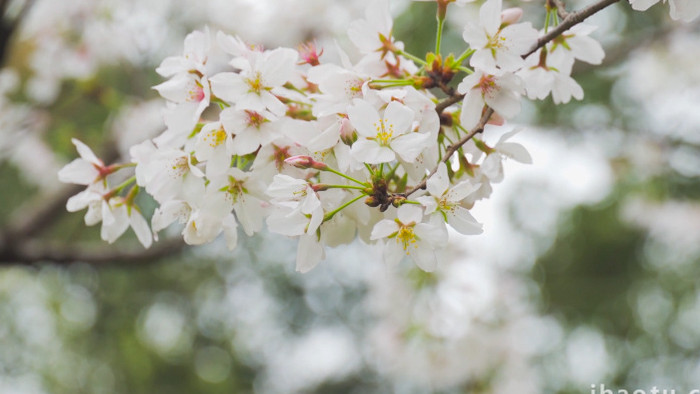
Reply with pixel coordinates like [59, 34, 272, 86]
[447, 207, 484, 235]
[129, 210, 153, 248]
[348, 99, 382, 138]
[58, 159, 99, 185]
[427, 162, 449, 197]
[486, 89, 521, 119]
[384, 101, 415, 136]
[391, 132, 430, 163]
[296, 234, 325, 273]
[370, 219, 399, 240]
[460, 90, 485, 131]
[397, 204, 423, 225]
[351, 140, 395, 164]
[480, 0, 503, 37]
[72, 138, 101, 165]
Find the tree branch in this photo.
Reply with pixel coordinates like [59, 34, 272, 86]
[524, 0, 621, 58]
[0, 237, 186, 266]
[403, 108, 494, 197]
[417, 0, 622, 198]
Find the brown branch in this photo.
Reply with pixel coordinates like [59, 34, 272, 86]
[403, 108, 494, 197]
[413, 0, 621, 198]
[524, 0, 621, 58]
[0, 237, 186, 266]
[552, 0, 571, 20]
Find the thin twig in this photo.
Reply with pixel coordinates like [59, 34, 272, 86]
[552, 0, 571, 19]
[416, 0, 622, 197]
[403, 108, 494, 197]
[524, 0, 621, 58]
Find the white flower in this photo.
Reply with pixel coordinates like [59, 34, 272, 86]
[152, 187, 237, 250]
[153, 72, 211, 140]
[194, 121, 233, 183]
[547, 24, 605, 66]
[347, 0, 393, 55]
[479, 128, 532, 182]
[457, 71, 524, 130]
[348, 99, 430, 164]
[220, 168, 267, 236]
[209, 47, 298, 116]
[630, 0, 700, 22]
[518, 49, 583, 105]
[266, 174, 321, 213]
[156, 28, 210, 76]
[416, 163, 483, 235]
[463, 0, 538, 74]
[58, 138, 107, 185]
[67, 187, 152, 248]
[370, 204, 448, 271]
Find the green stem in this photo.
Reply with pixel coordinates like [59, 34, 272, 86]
[112, 176, 136, 194]
[455, 48, 475, 65]
[325, 167, 370, 187]
[324, 194, 365, 222]
[544, 8, 552, 34]
[457, 66, 474, 74]
[396, 49, 427, 65]
[321, 184, 368, 191]
[435, 16, 445, 55]
[364, 163, 375, 176]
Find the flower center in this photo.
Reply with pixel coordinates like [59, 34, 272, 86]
[204, 127, 227, 148]
[373, 118, 394, 146]
[245, 110, 266, 129]
[168, 156, 189, 178]
[247, 72, 263, 94]
[396, 225, 417, 252]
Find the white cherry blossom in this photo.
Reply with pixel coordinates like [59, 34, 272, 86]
[370, 204, 448, 271]
[348, 99, 430, 164]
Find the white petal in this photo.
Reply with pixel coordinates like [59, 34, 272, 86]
[383, 101, 414, 136]
[296, 234, 325, 273]
[447, 207, 484, 235]
[391, 132, 430, 163]
[370, 219, 399, 240]
[130, 210, 153, 248]
[350, 139, 395, 164]
[348, 99, 382, 138]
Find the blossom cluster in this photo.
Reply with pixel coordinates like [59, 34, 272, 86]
[58, 0, 698, 272]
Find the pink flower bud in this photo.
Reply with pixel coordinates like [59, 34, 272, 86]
[501, 8, 523, 25]
[284, 155, 328, 170]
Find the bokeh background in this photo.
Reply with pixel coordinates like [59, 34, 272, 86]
[1, 0, 699, 393]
